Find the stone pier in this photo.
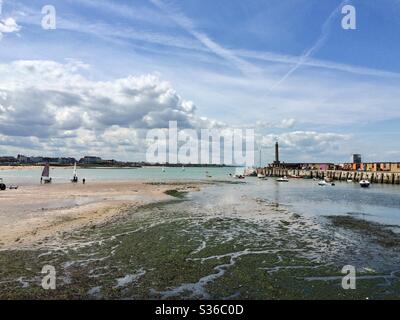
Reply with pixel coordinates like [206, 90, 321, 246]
[256, 168, 400, 185]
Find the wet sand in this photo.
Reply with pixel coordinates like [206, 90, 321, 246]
[0, 181, 200, 250]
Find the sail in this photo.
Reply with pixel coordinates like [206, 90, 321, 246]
[235, 167, 245, 176]
[41, 164, 50, 177]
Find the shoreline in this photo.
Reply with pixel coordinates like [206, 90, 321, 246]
[0, 180, 202, 250]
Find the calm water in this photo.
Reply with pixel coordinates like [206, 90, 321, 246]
[1, 167, 400, 225]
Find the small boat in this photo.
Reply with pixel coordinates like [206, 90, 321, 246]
[318, 180, 327, 186]
[257, 173, 266, 179]
[347, 179, 353, 183]
[234, 168, 245, 179]
[0, 178, 6, 191]
[41, 163, 52, 184]
[71, 162, 78, 183]
[360, 180, 371, 188]
[9, 185, 18, 190]
[324, 177, 333, 183]
[277, 176, 289, 182]
[289, 174, 302, 179]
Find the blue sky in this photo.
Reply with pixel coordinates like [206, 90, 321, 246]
[0, 0, 400, 163]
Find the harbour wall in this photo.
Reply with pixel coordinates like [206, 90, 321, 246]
[256, 168, 400, 185]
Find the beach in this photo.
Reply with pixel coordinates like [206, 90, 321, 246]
[1, 170, 400, 299]
[0, 180, 200, 250]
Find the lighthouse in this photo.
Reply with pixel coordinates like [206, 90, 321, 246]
[274, 141, 280, 167]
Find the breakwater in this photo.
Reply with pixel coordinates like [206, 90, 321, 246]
[257, 168, 400, 184]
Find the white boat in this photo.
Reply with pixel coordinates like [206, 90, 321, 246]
[347, 179, 353, 183]
[71, 162, 78, 183]
[234, 168, 245, 179]
[277, 176, 289, 182]
[41, 163, 52, 184]
[360, 180, 371, 188]
[318, 180, 327, 186]
[257, 173, 266, 179]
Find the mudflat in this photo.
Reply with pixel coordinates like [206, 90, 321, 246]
[0, 181, 200, 250]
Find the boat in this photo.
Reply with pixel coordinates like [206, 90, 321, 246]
[347, 179, 353, 183]
[359, 180, 371, 188]
[318, 180, 327, 186]
[0, 178, 6, 191]
[324, 177, 333, 183]
[277, 176, 289, 182]
[289, 174, 302, 179]
[41, 163, 52, 184]
[234, 168, 245, 179]
[162, 166, 166, 172]
[257, 173, 268, 180]
[71, 162, 78, 183]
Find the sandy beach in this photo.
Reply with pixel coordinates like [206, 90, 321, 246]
[0, 181, 200, 250]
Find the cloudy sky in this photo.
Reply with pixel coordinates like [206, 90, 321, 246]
[0, 0, 399, 163]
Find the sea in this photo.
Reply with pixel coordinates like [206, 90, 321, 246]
[1, 166, 399, 226]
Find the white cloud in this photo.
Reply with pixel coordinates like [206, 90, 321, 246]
[261, 131, 350, 152]
[0, 17, 20, 39]
[0, 60, 217, 158]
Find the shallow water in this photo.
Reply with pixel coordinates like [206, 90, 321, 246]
[1, 167, 400, 225]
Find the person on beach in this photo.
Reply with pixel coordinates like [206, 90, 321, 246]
[83, 178, 86, 184]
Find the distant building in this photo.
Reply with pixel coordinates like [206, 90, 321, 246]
[353, 154, 362, 164]
[340, 161, 400, 172]
[79, 156, 103, 164]
[17, 154, 29, 163]
[0, 156, 17, 164]
[271, 162, 335, 170]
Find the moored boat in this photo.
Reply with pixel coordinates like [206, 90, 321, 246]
[360, 180, 371, 188]
[277, 176, 289, 182]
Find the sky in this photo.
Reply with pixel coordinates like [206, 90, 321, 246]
[0, 0, 400, 164]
